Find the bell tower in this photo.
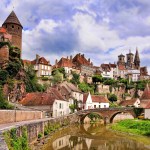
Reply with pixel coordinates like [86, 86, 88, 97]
[2, 11, 23, 55]
[126, 50, 134, 69]
[134, 48, 140, 69]
[117, 54, 125, 66]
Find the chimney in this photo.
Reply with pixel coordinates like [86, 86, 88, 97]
[88, 58, 90, 63]
[36, 54, 40, 60]
[70, 55, 72, 61]
[67, 56, 68, 59]
[82, 54, 84, 58]
[55, 59, 58, 65]
[79, 53, 81, 57]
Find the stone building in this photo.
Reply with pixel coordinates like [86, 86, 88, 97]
[2, 11, 23, 51]
[20, 88, 69, 118]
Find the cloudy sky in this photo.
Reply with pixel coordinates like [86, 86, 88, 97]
[1, 0, 150, 72]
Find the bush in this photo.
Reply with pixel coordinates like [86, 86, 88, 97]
[108, 94, 117, 103]
[38, 133, 43, 139]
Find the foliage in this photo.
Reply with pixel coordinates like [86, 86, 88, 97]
[133, 108, 144, 117]
[108, 94, 117, 103]
[103, 78, 116, 85]
[25, 65, 47, 92]
[0, 69, 9, 85]
[69, 104, 76, 113]
[0, 88, 14, 109]
[78, 82, 95, 94]
[111, 119, 150, 136]
[52, 70, 63, 84]
[38, 133, 43, 139]
[52, 68, 66, 78]
[109, 102, 119, 108]
[92, 75, 103, 83]
[70, 72, 80, 85]
[88, 113, 101, 122]
[4, 127, 29, 150]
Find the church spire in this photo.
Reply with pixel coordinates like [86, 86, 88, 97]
[134, 47, 140, 69]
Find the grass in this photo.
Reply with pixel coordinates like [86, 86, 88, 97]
[111, 119, 150, 136]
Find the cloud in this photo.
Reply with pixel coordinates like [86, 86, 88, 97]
[1, 0, 150, 73]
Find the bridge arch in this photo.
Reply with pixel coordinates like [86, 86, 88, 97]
[80, 112, 104, 124]
[109, 111, 135, 123]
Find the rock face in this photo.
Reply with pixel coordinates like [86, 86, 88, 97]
[3, 69, 27, 102]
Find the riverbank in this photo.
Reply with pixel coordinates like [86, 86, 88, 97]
[111, 119, 150, 136]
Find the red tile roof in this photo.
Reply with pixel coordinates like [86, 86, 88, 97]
[140, 67, 148, 76]
[57, 57, 74, 68]
[32, 56, 50, 65]
[141, 84, 150, 100]
[83, 93, 108, 104]
[20, 88, 65, 106]
[118, 65, 126, 70]
[0, 27, 7, 33]
[119, 99, 137, 107]
[23, 59, 31, 65]
[72, 53, 92, 66]
[140, 100, 150, 108]
[145, 102, 150, 108]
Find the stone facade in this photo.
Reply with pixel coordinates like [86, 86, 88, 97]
[0, 45, 9, 64]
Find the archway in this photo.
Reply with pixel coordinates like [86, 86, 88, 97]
[110, 111, 135, 123]
[80, 112, 104, 124]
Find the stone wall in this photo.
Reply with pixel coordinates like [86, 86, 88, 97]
[0, 113, 79, 149]
[0, 110, 43, 124]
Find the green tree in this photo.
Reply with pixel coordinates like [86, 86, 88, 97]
[78, 82, 94, 94]
[92, 75, 103, 83]
[108, 94, 117, 103]
[70, 72, 80, 85]
[52, 70, 63, 84]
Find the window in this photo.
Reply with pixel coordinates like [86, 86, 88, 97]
[94, 105, 96, 108]
[59, 103, 61, 109]
[12, 25, 14, 28]
[104, 105, 106, 108]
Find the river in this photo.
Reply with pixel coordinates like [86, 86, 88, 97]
[40, 123, 150, 150]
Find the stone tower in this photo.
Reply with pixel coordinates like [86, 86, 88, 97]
[117, 54, 125, 66]
[2, 11, 23, 53]
[134, 48, 140, 69]
[126, 50, 134, 69]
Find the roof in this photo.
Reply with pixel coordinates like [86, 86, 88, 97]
[20, 88, 65, 106]
[119, 99, 137, 107]
[145, 102, 150, 109]
[32, 56, 50, 65]
[141, 84, 150, 100]
[101, 64, 111, 72]
[23, 59, 31, 65]
[57, 57, 74, 68]
[118, 54, 125, 57]
[72, 53, 92, 66]
[140, 67, 148, 76]
[83, 93, 109, 104]
[140, 100, 150, 108]
[2, 11, 23, 28]
[0, 27, 7, 33]
[118, 65, 126, 70]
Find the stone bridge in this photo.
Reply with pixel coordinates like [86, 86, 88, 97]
[76, 107, 136, 124]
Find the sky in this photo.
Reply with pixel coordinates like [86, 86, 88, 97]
[0, 0, 150, 72]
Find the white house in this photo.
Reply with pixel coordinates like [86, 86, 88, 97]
[119, 98, 140, 107]
[83, 93, 109, 109]
[20, 88, 69, 118]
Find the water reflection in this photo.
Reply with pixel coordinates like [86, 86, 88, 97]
[43, 123, 150, 150]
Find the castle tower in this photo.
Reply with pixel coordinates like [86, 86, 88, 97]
[117, 54, 125, 66]
[126, 50, 134, 69]
[134, 48, 140, 69]
[2, 11, 23, 54]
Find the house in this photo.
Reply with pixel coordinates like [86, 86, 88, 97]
[31, 54, 52, 78]
[119, 99, 140, 107]
[101, 63, 117, 79]
[144, 102, 150, 119]
[140, 67, 150, 80]
[52, 81, 83, 110]
[20, 88, 69, 118]
[126, 69, 140, 82]
[83, 93, 109, 109]
[55, 56, 75, 74]
[140, 84, 150, 108]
